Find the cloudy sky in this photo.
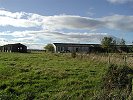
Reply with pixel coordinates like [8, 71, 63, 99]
[0, 0, 133, 49]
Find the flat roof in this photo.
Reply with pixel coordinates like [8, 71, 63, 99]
[53, 43, 101, 47]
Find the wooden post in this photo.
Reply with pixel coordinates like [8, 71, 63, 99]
[128, 80, 133, 100]
[131, 79, 133, 98]
[108, 54, 110, 65]
[124, 56, 127, 66]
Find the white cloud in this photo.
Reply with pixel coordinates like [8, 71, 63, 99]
[101, 14, 133, 32]
[0, 9, 42, 28]
[107, 0, 133, 4]
[27, 44, 44, 50]
[0, 38, 9, 45]
[0, 9, 132, 49]
[87, 7, 95, 16]
[0, 30, 111, 49]
[87, 12, 94, 16]
[41, 15, 104, 31]
[0, 10, 25, 19]
[41, 14, 133, 32]
[10, 31, 35, 37]
[4, 30, 110, 47]
[0, 9, 133, 32]
[4, 30, 108, 42]
[0, 16, 42, 28]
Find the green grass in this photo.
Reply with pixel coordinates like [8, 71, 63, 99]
[0, 52, 114, 99]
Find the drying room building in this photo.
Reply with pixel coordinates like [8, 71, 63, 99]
[0, 43, 27, 53]
[53, 43, 103, 53]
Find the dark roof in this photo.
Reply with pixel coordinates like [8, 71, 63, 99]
[53, 43, 101, 47]
[3, 43, 27, 47]
[53, 43, 133, 47]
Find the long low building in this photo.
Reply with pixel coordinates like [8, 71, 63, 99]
[0, 43, 27, 53]
[53, 43, 103, 53]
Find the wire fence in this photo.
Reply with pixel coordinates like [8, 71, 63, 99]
[74, 53, 133, 67]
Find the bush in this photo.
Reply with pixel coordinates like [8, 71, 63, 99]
[44, 44, 54, 53]
[71, 52, 76, 58]
[96, 64, 133, 99]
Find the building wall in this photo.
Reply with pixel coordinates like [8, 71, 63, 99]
[53, 43, 133, 53]
[0, 43, 27, 53]
[53, 43, 98, 53]
[11, 45, 27, 53]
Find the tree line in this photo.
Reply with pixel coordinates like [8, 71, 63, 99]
[101, 37, 133, 53]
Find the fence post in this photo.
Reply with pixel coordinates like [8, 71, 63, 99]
[131, 79, 133, 99]
[128, 80, 133, 100]
[124, 56, 127, 66]
[108, 54, 110, 65]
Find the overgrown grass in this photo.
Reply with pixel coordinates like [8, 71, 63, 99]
[0, 52, 132, 99]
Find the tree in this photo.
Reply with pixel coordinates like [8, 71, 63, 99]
[112, 39, 117, 52]
[119, 38, 128, 53]
[101, 37, 116, 52]
[44, 44, 54, 52]
[119, 38, 125, 46]
[101, 37, 113, 48]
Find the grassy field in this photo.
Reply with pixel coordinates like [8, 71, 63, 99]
[0, 52, 132, 99]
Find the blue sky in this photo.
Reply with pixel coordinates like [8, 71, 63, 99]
[0, 0, 133, 49]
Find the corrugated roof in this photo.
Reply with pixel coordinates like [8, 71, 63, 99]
[53, 43, 101, 47]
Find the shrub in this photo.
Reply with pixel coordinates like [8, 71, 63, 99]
[96, 64, 133, 99]
[44, 44, 54, 53]
[71, 52, 76, 58]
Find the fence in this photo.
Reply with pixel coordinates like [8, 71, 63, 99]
[74, 53, 133, 67]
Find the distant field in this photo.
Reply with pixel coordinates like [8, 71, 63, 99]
[0, 52, 132, 99]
